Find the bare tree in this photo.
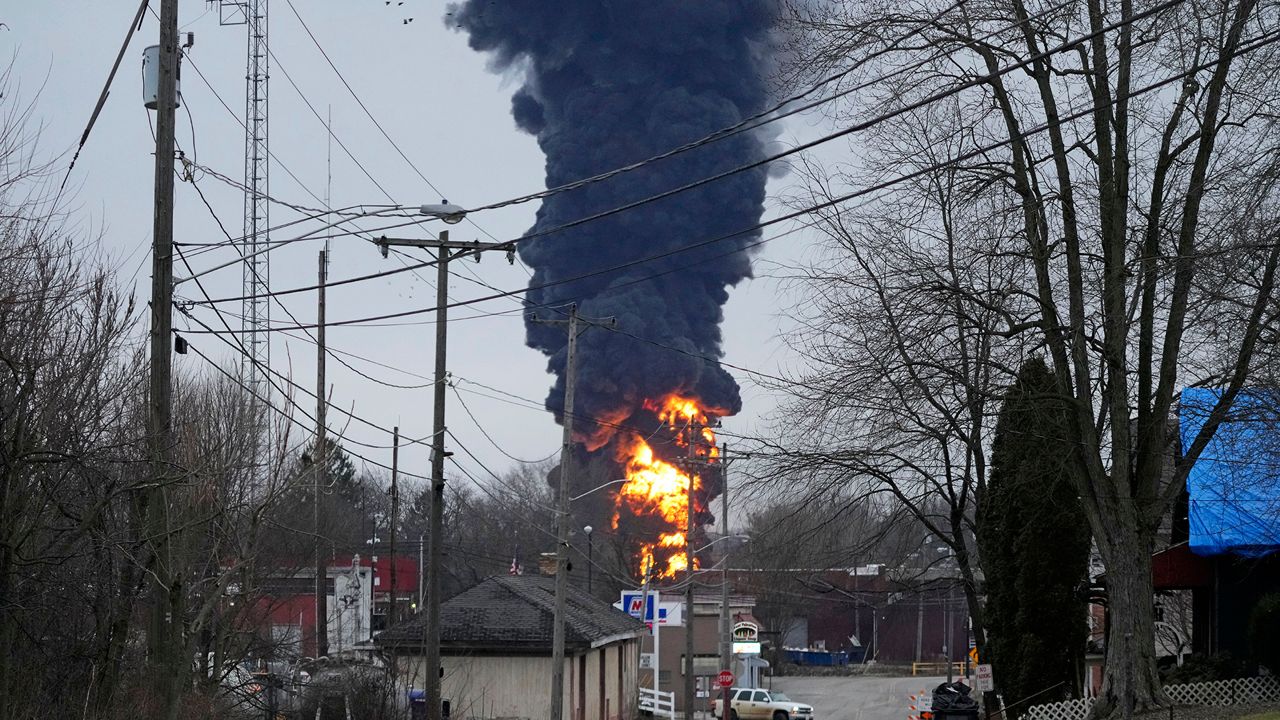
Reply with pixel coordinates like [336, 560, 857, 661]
[755, 115, 1029, 675]
[771, 0, 1280, 714]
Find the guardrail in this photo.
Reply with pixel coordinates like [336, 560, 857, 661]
[639, 687, 676, 720]
[911, 661, 966, 677]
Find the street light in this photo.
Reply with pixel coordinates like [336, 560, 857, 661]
[584, 525, 594, 595]
[420, 201, 467, 224]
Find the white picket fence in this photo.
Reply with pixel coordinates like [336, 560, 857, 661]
[639, 687, 676, 720]
[1024, 676, 1280, 720]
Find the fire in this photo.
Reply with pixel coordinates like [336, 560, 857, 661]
[611, 394, 721, 579]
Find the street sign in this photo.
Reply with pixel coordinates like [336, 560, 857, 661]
[975, 664, 994, 692]
[640, 653, 655, 670]
[717, 670, 734, 688]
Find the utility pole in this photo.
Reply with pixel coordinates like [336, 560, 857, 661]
[529, 305, 613, 720]
[719, 445, 731, 688]
[685, 416, 698, 720]
[314, 249, 329, 658]
[551, 304, 579, 720]
[713, 444, 749, 693]
[374, 228, 513, 720]
[390, 426, 400, 626]
[146, 0, 179, 704]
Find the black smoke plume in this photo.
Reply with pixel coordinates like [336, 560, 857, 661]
[451, 1, 779, 440]
[451, 2, 778, 576]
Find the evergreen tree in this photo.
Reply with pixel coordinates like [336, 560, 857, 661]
[978, 358, 1091, 716]
[298, 436, 360, 501]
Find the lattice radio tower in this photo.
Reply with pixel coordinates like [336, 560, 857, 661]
[213, 0, 270, 418]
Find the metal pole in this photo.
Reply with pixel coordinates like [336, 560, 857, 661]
[425, 238, 451, 720]
[946, 585, 953, 682]
[587, 532, 594, 596]
[390, 426, 400, 626]
[418, 533, 424, 610]
[314, 249, 329, 658]
[915, 593, 924, 664]
[146, 0, 179, 700]
[720, 443, 731, 719]
[640, 569, 659, 698]
[551, 304, 580, 720]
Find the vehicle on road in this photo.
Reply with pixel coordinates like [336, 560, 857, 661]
[711, 688, 815, 720]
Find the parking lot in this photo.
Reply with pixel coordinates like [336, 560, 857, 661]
[770, 675, 948, 720]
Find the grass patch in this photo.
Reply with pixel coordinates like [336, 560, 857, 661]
[1237, 713, 1280, 720]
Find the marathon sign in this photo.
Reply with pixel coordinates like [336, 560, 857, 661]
[616, 591, 684, 626]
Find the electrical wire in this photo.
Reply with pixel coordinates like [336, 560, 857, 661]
[457, 0, 993, 215]
[178, 22, 1277, 334]
[451, 385, 561, 465]
[280, 0, 508, 249]
[172, 0, 1160, 301]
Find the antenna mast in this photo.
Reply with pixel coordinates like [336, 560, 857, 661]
[216, 0, 270, 430]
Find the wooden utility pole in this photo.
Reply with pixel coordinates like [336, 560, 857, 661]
[529, 305, 613, 720]
[716, 442, 748, 686]
[315, 249, 329, 658]
[374, 228, 514, 720]
[685, 418, 698, 720]
[719, 443, 731, 677]
[550, 303, 579, 720]
[146, 0, 180, 704]
[390, 425, 400, 625]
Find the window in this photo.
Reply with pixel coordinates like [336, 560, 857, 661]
[752, 692, 769, 703]
[734, 690, 751, 701]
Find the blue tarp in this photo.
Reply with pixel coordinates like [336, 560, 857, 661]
[1180, 387, 1280, 557]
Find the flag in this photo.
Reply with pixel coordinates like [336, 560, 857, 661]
[509, 547, 523, 575]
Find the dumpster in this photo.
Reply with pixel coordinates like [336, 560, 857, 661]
[931, 681, 979, 719]
[783, 649, 851, 666]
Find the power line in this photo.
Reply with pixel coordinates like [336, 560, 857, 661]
[267, 44, 398, 203]
[178, 21, 1275, 335]
[280, 0, 469, 227]
[451, 385, 561, 466]
[176, 0, 1095, 300]
[181, 334, 427, 480]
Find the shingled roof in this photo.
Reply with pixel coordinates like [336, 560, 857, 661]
[376, 575, 644, 654]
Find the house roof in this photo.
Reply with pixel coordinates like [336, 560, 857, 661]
[376, 575, 644, 654]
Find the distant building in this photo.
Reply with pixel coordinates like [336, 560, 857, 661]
[727, 566, 971, 668]
[642, 592, 757, 712]
[251, 550, 420, 658]
[377, 575, 645, 720]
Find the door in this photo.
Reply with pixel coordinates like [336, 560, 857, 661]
[749, 690, 771, 719]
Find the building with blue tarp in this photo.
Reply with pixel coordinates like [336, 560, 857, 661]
[1180, 387, 1280, 557]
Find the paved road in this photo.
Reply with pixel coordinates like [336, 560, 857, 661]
[772, 675, 948, 720]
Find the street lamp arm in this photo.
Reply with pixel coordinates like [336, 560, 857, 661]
[570, 477, 627, 501]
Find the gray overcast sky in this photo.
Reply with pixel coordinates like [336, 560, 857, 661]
[5, 2, 823, 514]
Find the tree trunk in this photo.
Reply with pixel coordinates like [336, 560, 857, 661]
[1090, 519, 1165, 718]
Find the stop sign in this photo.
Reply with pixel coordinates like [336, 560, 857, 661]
[717, 670, 735, 688]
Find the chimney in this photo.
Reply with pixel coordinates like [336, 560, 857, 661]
[539, 553, 558, 576]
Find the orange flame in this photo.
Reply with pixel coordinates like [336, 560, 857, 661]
[612, 394, 721, 579]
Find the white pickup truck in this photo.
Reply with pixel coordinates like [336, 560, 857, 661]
[711, 688, 815, 720]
